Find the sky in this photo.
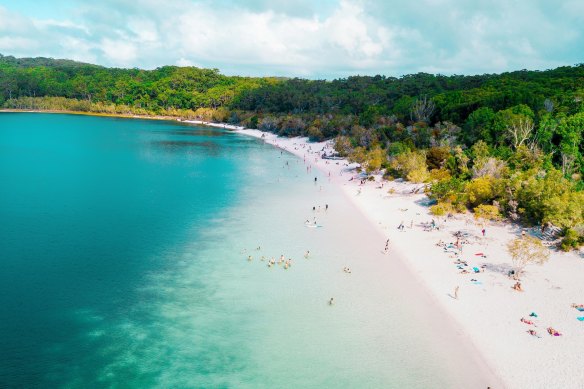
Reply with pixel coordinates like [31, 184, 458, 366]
[0, 0, 583, 79]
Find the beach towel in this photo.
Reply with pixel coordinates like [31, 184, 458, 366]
[577, 317, 584, 321]
[576, 307, 584, 312]
[473, 267, 480, 273]
[530, 312, 538, 318]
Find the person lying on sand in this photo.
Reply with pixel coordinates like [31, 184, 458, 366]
[547, 327, 562, 336]
[520, 317, 536, 326]
[527, 329, 541, 338]
[571, 303, 584, 311]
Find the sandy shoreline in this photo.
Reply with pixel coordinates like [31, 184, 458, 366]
[180, 121, 584, 389]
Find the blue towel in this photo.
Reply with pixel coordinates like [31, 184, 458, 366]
[529, 312, 538, 318]
[577, 307, 584, 312]
[577, 317, 584, 321]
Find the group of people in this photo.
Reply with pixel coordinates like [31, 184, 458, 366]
[245, 249, 298, 271]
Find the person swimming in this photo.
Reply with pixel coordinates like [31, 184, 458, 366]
[328, 298, 334, 305]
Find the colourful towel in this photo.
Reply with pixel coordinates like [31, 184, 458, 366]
[576, 307, 584, 312]
[529, 312, 538, 318]
[577, 317, 584, 321]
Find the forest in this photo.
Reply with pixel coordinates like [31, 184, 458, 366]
[1, 54, 583, 249]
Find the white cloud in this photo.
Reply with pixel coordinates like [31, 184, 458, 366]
[100, 38, 138, 66]
[0, 0, 582, 77]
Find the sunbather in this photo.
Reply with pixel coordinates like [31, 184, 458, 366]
[520, 318, 536, 326]
[547, 327, 562, 336]
[527, 329, 541, 338]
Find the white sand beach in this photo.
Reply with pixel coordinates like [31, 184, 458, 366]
[185, 120, 584, 389]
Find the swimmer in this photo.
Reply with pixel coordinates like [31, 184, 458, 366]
[304, 250, 310, 258]
[329, 298, 334, 305]
[247, 255, 253, 261]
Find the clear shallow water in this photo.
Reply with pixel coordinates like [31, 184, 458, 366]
[0, 113, 493, 388]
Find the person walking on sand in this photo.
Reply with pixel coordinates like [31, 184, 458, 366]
[454, 286, 459, 299]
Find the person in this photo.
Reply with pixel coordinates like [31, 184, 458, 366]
[482, 228, 486, 237]
[329, 297, 334, 305]
[314, 177, 317, 182]
[454, 286, 459, 299]
[513, 281, 523, 291]
[325, 204, 329, 211]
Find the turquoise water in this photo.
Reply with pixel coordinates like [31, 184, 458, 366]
[0, 113, 493, 388]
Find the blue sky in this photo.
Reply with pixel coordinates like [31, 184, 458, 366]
[0, 0, 582, 78]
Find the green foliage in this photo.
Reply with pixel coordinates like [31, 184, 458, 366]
[541, 191, 584, 229]
[560, 228, 583, 251]
[464, 107, 495, 145]
[466, 176, 503, 207]
[387, 141, 411, 156]
[430, 202, 453, 216]
[426, 146, 451, 170]
[473, 204, 502, 222]
[389, 150, 429, 183]
[428, 177, 467, 204]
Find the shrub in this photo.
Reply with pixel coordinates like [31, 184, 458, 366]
[560, 228, 583, 251]
[430, 202, 454, 216]
[473, 204, 502, 222]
